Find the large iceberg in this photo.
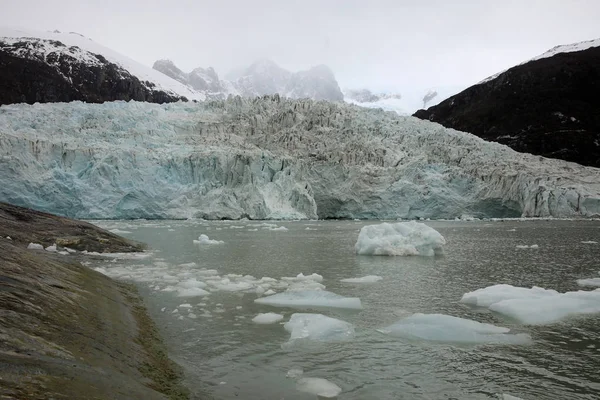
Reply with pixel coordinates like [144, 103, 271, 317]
[377, 313, 531, 344]
[1, 99, 600, 219]
[461, 284, 600, 324]
[283, 313, 355, 342]
[355, 222, 445, 256]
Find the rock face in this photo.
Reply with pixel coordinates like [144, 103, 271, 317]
[0, 28, 206, 105]
[1, 98, 599, 219]
[153, 58, 344, 101]
[414, 39, 600, 167]
[0, 40, 184, 105]
[0, 203, 186, 399]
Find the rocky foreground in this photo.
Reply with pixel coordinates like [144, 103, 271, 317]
[0, 202, 188, 399]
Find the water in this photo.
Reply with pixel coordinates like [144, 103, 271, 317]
[89, 219, 600, 400]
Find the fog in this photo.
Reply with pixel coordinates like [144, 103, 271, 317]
[2, 0, 599, 93]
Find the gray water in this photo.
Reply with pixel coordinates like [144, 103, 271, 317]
[90, 220, 600, 400]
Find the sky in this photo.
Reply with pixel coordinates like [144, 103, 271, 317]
[1, 0, 600, 95]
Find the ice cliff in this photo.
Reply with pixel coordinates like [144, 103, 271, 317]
[1, 96, 599, 219]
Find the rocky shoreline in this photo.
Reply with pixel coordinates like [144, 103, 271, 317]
[0, 202, 188, 399]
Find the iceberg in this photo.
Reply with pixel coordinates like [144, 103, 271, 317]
[254, 290, 362, 310]
[284, 313, 355, 342]
[355, 222, 445, 256]
[1, 99, 599, 220]
[252, 312, 284, 324]
[296, 377, 342, 399]
[193, 234, 224, 245]
[377, 313, 531, 344]
[461, 284, 600, 324]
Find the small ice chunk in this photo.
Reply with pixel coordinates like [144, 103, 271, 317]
[355, 221, 445, 256]
[516, 244, 538, 249]
[65, 247, 76, 253]
[177, 288, 210, 297]
[179, 278, 207, 289]
[581, 241, 597, 244]
[462, 284, 600, 324]
[172, 309, 179, 314]
[161, 307, 166, 312]
[284, 313, 355, 342]
[6, 236, 11, 240]
[577, 278, 600, 287]
[269, 226, 288, 231]
[377, 313, 530, 344]
[178, 303, 193, 308]
[296, 377, 342, 399]
[340, 275, 383, 283]
[264, 289, 276, 295]
[58, 251, 69, 255]
[255, 290, 362, 310]
[193, 234, 224, 245]
[188, 313, 197, 319]
[252, 312, 284, 324]
[235, 306, 243, 310]
[27, 243, 44, 250]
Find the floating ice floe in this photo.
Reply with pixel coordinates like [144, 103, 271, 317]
[296, 377, 342, 399]
[340, 275, 383, 283]
[355, 221, 445, 256]
[255, 290, 362, 310]
[193, 234, 224, 245]
[516, 244, 539, 249]
[577, 278, 600, 287]
[252, 312, 284, 324]
[461, 284, 600, 324]
[27, 243, 44, 250]
[377, 313, 531, 344]
[284, 313, 355, 342]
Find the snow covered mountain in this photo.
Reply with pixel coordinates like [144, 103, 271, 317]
[0, 28, 205, 105]
[153, 58, 344, 101]
[344, 87, 454, 115]
[414, 38, 600, 167]
[1, 97, 599, 220]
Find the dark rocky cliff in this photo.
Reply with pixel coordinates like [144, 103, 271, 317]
[0, 39, 187, 105]
[414, 46, 600, 167]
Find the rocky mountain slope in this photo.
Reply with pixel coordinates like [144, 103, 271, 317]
[414, 38, 600, 167]
[1, 97, 598, 220]
[153, 58, 344, 101]
[0, 28, 205, 105]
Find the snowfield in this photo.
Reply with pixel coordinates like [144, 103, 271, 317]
[1, 97, 599, 219]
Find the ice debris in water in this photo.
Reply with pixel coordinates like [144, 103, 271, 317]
[252, 312, 284, 324]
[255, 290, 362, 310]
[516, 244, 539, 249]
[27, 243, 44, 250]
[340, 275, 383, 283]
[461, 284, 600, 324]
[296, 377, 342, 399]
[284, 313, 355, 342]
[286, 368, 304, 378]
[355, 221, 445, 256]
[581, 240, 597, 244]
[193, 234, 224, 245]
[577, 278, 600, 287]
[45, 244, 57, 252]
[377, 313, 531, 344]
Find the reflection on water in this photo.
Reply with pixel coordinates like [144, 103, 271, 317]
[90, 219, 600, 399]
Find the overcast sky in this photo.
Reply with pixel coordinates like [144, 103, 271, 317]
[2, 0, 600, 94]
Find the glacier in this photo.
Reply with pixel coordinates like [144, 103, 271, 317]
[1, 97, 600, 219]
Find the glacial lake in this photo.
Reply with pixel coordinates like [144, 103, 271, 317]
[89, 219, 600, 400]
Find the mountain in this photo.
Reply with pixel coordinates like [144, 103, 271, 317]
[344, 87, 453, 115]
[1, 97, 598, 220]
[153, 58, 344, 101]
[0, 28, 205, 105]
[414, 38, 600, 167]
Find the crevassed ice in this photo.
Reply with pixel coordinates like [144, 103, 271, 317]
[355, 221, 445, 256]
[377, 313, 531, 344]
[1, 99, 599, 220]
[255, 290, 362, 310]
[284, 313, 355, 342]
[461, 284, 600, 324]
